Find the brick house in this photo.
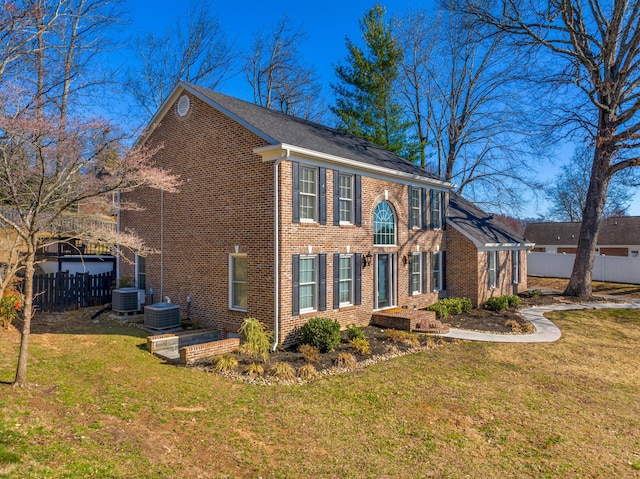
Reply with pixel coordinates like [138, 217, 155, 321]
[120, 82, 530, 345]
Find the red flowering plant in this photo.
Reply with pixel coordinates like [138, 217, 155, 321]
[1, 288, 24, 329]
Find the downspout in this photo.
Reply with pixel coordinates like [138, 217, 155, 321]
[271, 150, 289, 351]
[116, 190, 121, 284]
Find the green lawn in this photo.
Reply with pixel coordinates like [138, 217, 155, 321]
[1, 307, 640, 478]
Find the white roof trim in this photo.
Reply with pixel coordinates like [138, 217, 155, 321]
[254, 143, 454, 189]
[447, 219, 534, 250]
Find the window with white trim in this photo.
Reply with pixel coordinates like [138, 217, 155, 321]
[299, 166, 317, 221]
[410, 253, 422, 295]
[338, 254, 354, 306]
[411, 188, 421, 229]
[229, 254, 247, 311]
[299, 256, 317, 313]
[431, 251, 442, 291]
[488, 251, 497, 289]
[338, 173, 354, 224]
[430, 190, 442, 229]
[512, 250, 520, 284]
[373, 201, 396, 245]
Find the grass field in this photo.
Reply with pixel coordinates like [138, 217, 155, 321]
[1, 288, 640, 477]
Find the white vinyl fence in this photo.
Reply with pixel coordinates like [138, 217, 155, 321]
[528, 251, 640, 284]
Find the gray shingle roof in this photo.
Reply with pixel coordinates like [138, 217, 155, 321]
[184, 82, 445, 183]
[447, 193, 529, 247]
[524, 217, 640, 245]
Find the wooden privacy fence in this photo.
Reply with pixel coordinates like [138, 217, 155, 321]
[25, 271, 114, 312]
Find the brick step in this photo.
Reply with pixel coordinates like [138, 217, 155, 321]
[371, 309, 449, 334]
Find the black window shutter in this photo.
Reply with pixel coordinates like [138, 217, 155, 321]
[354, 253, 362, 305]
[292, 162, 300, 223]
[333, 170, 340, 226]
[333, 253, 340, 309]
[421, 188, 428, 230]
[429, 190, 436, 230]
[422, 252, 428, 293]
[292, 255, 300, 315]
[319, 254, 327, 311]
[408, 185, 413, 230]
[354, 175, 362, 227]
[408, 254, 413, 297]
[319, 168, 326, 225]
[496, 251, 500, 283]
[441, 191, 447, 230]
[442, 251, 447, 290]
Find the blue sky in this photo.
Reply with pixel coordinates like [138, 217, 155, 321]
[124, 0, 639, 218]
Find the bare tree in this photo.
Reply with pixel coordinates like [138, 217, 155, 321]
[546, 145, 636, 221]
[243, 16, 326, 122]
[456, 0, 640, 296]
[124, 2, 235, 121]
[395, 6, 543, 211]
[0, 0, 179, 388]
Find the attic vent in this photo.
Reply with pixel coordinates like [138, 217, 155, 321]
[177, 95, 190, 117]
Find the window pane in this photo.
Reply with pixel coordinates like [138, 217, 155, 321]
[233, 256, 247, 281]
[233, 283, 247, 308]
[339, 280, 352, 304]
[411, 255, 421, 293]
[411, 189, 420, 227]
[300, 167, 316, 194]
[339, 257, 351, 280]
[299, 284, 315, 310]
[373, 202, 395, 245]
[299, 258, 315, 283]
[339, 174, 353, 223]
[300, 194, 316, 220]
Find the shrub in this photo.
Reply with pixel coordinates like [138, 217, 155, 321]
[297, 363, 319, 380]
[0, 288, 23, 329]
[334, 352, 358, 369]
[269, 362, 295, 381]
[506, 294, 521, 308]
[531, 289, 542, 296]
[300, 318, 341, 353]
[485, 295, 509, 312]
[382, 329, 420, 346]
[346, 324, 366, 341]
[298, 343, 320, 363]
[238, 318, 273, 362]
[212, 354, 238, 373]
[349, 338, 371, 355]
[427, 297, 472, 318]
[504, 319, 522, 333]
[245, 363, 264, 378]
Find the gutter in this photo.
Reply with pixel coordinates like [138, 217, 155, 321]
[271, 149, 289, 351]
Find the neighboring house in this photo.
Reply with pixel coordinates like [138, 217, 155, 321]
[120, 82, 530, 345]
[524, 217, 640, 257]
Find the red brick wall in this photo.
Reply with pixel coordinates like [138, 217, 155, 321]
[121, 91, 461, 347]
[446, 227, 527, 305]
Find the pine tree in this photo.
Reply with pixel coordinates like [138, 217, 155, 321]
[331, 4, 416, 160]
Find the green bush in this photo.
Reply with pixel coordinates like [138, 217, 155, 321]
[506, 294, 520, 307]
[346, 324, 366, 341]
[485, 295, 509, 312]
[212, 354, 238, 373]
[300, 318, 341, 353]
[238, 318, 273, 362]
[427, 297, 473, 318]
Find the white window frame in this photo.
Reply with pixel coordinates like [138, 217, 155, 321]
[229, 254, 248, 311]
[338, 254, 354, 307]
[512, 250, 520, 284]
[373, 201, 397, 246]
[488, 251, 497, 289]
[299, 255, 318, 313]
[431, 191, 442, 230]
[299, 166, 318, 222]
[431, 251, 442, 292]
[338, 173, 354, 225]
[411, 188, 421, 229]
[410, 252, 422, 295]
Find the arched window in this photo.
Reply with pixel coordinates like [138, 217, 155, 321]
[373, 201, 396, 245]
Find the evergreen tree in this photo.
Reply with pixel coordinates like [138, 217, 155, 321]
[331, 4, 416, 160]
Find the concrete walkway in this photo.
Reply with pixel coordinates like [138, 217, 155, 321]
[437, 297, 640, 343]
